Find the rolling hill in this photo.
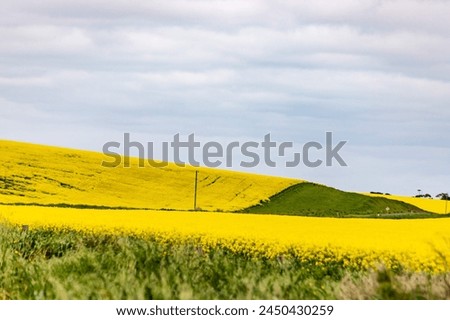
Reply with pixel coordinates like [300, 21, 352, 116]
[0, 140, 298, 211]
[0, 140, 431, 217]
[243, 182, 428, 217]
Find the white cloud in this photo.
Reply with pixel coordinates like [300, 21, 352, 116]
[0, 25, 93, 53]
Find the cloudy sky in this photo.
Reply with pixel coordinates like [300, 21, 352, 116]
[1, 0, 449, 195]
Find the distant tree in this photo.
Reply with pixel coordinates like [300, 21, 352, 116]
[415, 192, 432, 198]
[436, 193, 449, 200]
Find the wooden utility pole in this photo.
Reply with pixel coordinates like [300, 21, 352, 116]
[446, 197, 448, 215]
[193, 170, 198, 210]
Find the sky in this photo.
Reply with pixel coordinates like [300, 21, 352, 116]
[1, 0, 449, 196]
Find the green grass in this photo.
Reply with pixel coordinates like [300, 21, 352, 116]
[1, 224, 449, 299]
[0, 224, 340, 299]
[243, 183, 429, 217]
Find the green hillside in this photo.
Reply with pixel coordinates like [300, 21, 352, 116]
[243, 182, 429, 217]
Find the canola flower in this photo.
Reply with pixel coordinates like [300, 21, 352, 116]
[1, 205, 450, 273]
[0, 140, 298, 211]
[365, 193, 450, 214]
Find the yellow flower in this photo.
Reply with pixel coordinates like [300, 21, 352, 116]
[2, 205, 450, 273]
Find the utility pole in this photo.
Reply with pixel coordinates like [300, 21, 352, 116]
[193, 170, 198, 210]
[446, 195, 448, 215]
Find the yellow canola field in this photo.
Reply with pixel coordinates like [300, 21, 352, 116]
[365, 193, 450, 214]
[0, 140, 298, 211]
[2, 205, 450, 273]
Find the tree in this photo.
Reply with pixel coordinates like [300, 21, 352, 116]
[436, 193, 449, 200]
